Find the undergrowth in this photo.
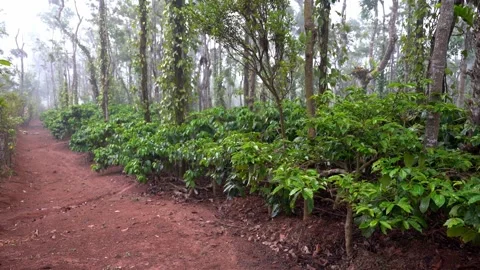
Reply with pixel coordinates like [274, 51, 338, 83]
[41, 89, 480, 249]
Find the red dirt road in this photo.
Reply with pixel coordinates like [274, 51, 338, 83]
[0, 121, 288, 270]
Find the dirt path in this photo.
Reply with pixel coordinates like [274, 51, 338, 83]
[0, 121, 288, 270]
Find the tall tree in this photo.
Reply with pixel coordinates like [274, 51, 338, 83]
[459, 26, 472, 108]
[352, 0, 398, 90]
[198, 0, 298, 139]
[159, 0, 192, 124]
[139, 0, 151, 122]
[424, 0, 455, 147]
[199, 34, 212, 110]
[467, 2, 480, 124]
[304, 0, 316, 139]
[172, 0, 187, 124]
[99, 0, 111, 121]
[71, 0, 83, 105]
[13, 30, 26, 94]
[318, 0, 331, 95]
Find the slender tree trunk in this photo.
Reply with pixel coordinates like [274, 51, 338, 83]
[50, 61, 57, 108]
[468, 12, 480, 125]
[71, 0, 83, 105]
[424, 0, 455, 148]
[368, 1, 379, 94]
[304, 0, 316, 141]
[99, 0, 110, 121]
[318, 0, 330, 95]
[139, 0, 151, 122]
[353, 0, 398, 90]
[200, 34, 212, 110]
[248, 65, 256, 109]
[368, 1, 379, 66]
[14, 30, 25, 95]
[414, 0, 427, 94]
[337, 0, 348, 68]
[458, 27, 471, 108]
[345, 204, 353, 258]
[243, 34, 250, 109]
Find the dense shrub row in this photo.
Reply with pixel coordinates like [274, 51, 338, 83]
[0, 92, 27, 170]
[42, 90, 480, 247]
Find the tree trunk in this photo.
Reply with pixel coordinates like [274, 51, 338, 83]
[367, 1, 379, 94]
[318, 0, 330, 95]
[99, 0, 110, 121]
[468, 12, 480, 125]
[353, 0, 398, 90]
[172, 0, 187, 125]
[424, 0, 455, 148]
[248, 65, 256, 109]
[345, 204, 353, 258]
[337, 0, 348, 68]
[304, 0, 316, 139]
[415, 0, 427, 94]
[368, 1, 379, 66]
[213, 44, 226, 108]
[139, 0, 151, 122]
[71, 0, 82, 105]
[243, 34, 250, 109]
[200, 34, 212, 110]
[14, 30, 25, 95]
[50, 61, 57, 108]
[458, 26, 471, 108]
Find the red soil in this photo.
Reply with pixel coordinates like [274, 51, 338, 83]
[0, 121, 290, 269]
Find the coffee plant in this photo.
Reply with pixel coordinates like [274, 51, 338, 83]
[41, 91, 480, 247]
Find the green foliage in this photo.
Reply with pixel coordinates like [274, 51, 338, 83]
[0, 59, 11, 66]
[43, 90, 480, 245]
[0, 93, 26, 132]
[454, 5, 475, 27]
[0, 92, 26, 168]
[41, 104, 100, 139]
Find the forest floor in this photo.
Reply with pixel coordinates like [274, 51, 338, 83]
[0, 121, 479, 270]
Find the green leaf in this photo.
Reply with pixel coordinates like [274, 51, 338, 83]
[444, 218, 464, 228]
[419, 197, 430, 213]
[462, 230, 478, 243]
[454, 5, 474, 26]
[418, 154, 426, 168]
[410, 184, 425, 197]
[431, 193, 446, 208]
[467, 195, 480, 205]
[302, 188, 314, 200]
[409, 220, 423, 232]
[398, 168, 408, 180]
[288, 187, 301, 197]
[356, 206, 374, 217]
[397, 198, 413, 213]
[449, 205, 461, 216]
[379, 221, 392, 230]
[379, 174, 392, 188]
[0, 59, 11, 66]
[404, 153, 414, 168]
[271, 185, 283, 195]
[447, 226, 467, 237]
[386, 203, 395, 215]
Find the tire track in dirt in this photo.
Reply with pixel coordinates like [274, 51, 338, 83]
[0, 121, 290, 270]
